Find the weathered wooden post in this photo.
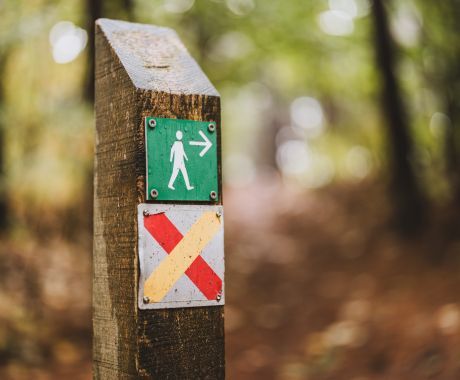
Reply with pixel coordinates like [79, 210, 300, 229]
[93, 19, 225, 379]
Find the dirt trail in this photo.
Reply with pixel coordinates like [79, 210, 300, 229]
[1, 180, 459, 379]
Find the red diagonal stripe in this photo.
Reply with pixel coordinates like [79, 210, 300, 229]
[144, 212, 182, 252]
[144, 212, 222, 300]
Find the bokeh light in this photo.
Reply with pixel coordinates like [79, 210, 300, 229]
[290, 96, 325, 137]
[225, 0, 255, 16]
[329, 0, 358, 19]
[163, 0, 195, 14]
[276, 140, 311, 177]
[318, 10, 355, 36]
[391, 4, 422, 47]
[49, 21, 87, 64]
[430, 111, 450, 138]
[345, 146, 372, 179]
[208, 31, 254, 62]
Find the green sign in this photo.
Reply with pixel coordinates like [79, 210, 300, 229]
[145, 117, 219, 202]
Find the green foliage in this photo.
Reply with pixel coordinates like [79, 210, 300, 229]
[135, 0, 384, 187]
[0, 0, 457, 229]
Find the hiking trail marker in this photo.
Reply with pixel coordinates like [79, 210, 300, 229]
[145, 117, 219, 201]
[94, 18, 224, 379]
[138, 204, 224, 309]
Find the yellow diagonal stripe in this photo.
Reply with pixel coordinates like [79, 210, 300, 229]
[144, 211, 222, 302]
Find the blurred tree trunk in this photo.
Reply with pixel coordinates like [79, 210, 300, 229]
[440, 1, 460, 204]
[257, 104, 282, 172]
[445, 82, 460, 203]
[371, 0, 425, 234]
[0, 54, 9, 232]
[122, 0, 135, 18]
[84, 0, 135, 102]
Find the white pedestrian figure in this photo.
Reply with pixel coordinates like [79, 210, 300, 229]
[168, 130, 194, 190]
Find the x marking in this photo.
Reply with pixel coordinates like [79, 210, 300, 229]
[143, 211, 222, 302]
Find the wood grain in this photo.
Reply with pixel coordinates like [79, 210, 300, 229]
[94, 18, 224, 379]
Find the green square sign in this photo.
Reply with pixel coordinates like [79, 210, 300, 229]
[145, 117, 219, 202]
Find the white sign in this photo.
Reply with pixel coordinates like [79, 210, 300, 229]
[138, 204, 225, 309]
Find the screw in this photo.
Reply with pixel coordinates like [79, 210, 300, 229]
[150, 189, 159, 199]
[208, 123, 216, 133]
[216, 209, 222, 218]
[210, 191, 217, 200]
[143, 296, 150, 304]
[216, 293, 222, 302]
[143, 210, 150, 217]
[148, 119, 156, 128]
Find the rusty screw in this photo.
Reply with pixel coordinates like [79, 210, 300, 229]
[208, 123, 216, 133]
[148, 118, 156, 128]
[150, 189, 159, 199]
[210, 191, 217, 200]
[143, 296, 150, 304]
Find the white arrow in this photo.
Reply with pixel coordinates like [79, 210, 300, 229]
[189, 130, 212, 157]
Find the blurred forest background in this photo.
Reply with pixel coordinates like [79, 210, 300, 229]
[1, 0, 460, 379]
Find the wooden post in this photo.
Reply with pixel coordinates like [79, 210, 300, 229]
[93, 19, 224, 379]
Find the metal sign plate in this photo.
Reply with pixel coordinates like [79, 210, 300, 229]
[138, 203, 225, 309]
[145, 117, 219, 202]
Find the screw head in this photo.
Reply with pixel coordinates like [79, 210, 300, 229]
[208, 123, 216, 133]
[143, 296, 150, 304]
[143, 210, 150, 217]
[150, 189, 159, 199]
[210, 191, 217, 200]
[216, 209, 222, 218]
[148, 119, 156, 128]
[216, 293, 222, 302]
